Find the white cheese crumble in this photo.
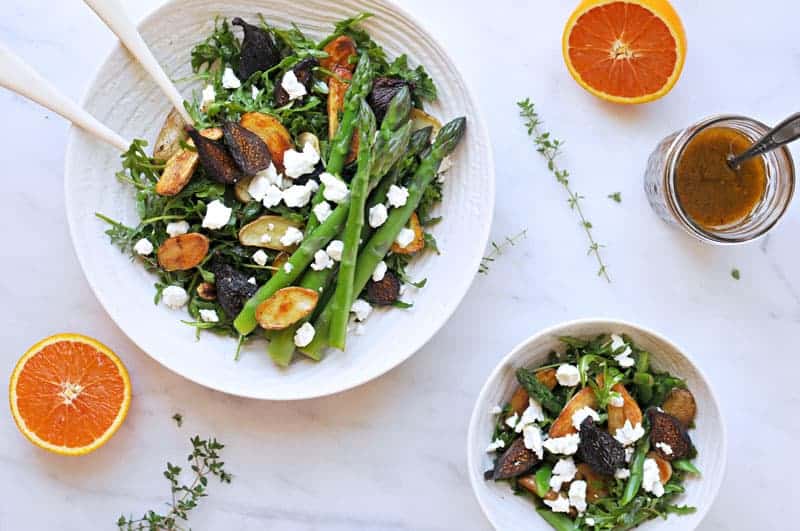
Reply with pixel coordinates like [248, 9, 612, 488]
[522, 424, 544, 460]
[313, 201, 333, 223]
[395, 227, 416, 248]
[504, 412, 519, 430]
[293, 322, 316, 347]
[656, 442, 674, 455]
[326, 240, 344, 262]
[319, 172, 349, 203]
[543, 495, 571, 513]
[568, 480, 588, 513]
[280, 70, 307, 101]
[543, 433, 580, 455]
[260, 234, 272, 244]
[368, 203, 389, 228]
[611, 333, 635, 367]
[372, 261, 387, 282]
[282, 183, 315, 208]
[199, 309, 219, 323]
[556, 364, 581, 387]
[625, 446, 635, 463]
[386, 184, 409, 207]
[279, 226, 304, 247]
[283, 263, 293, 273]
[485, 438, 505, 453]
[248, 164, 281, 201]
[283, 142, 320, 178]
[202, 200, 232, 229]
[571, 406, 600, 430]
[162, 286, 189, 309]
[166, 220, 190, 237]
[614, 420, 646, 446]
[549, 457, 577, 491]
[585, 517, 596, 527]
[252, 250, 268, 266]
[490, 405, 503, 415]
[247, 277, 257, 285]
[310, 249, 334, 271]
[133, 238, 154, 256]
[221, 67, 241, 89]
[642, 458, 665, 497]
[262, 185, 283, 208]
[251, 85, 260, 99]
[609, 393, 625, 408]
[201, 84, 216, 110]
[351, 299, 372, 321]
[515, 398, 544, 432]
[614, 468, 631, 479]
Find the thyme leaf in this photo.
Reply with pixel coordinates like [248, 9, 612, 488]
[479, 229, 527, 274]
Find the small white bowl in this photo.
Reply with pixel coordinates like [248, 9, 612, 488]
[467, 319, 726, 530]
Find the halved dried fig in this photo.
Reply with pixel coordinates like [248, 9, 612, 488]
[492, 437, 538, 480]
[549, 386, 597, 438]
[368, 77, 410, 123]
[390, 212, 425, 255]
[209, 261, 257, 318]
[647, 408, 693, 461]
[232, 17, 281, 80]
[577, 417, 626, 476]
[240, 112, 293, 171]
[662, 388, 697, 428]
[328, 66, 352, 140]
[223, 121, 272, 175]
[157, 233, 210, 271]
[153, 108, 187, 162]
[576, 463, 611, 502]
[410, 108, 442, 135]
[646, 451, 673, 484]
[238, 215, 304, 251]
[255, 286, 319, 330]
[365, 270, 400, 306]
[196, 282, 217, 301]
[186, 128, 244, 184]
[275, 58, 319, 107]
[156, 127, 223, 196]
[320, 35, 357, 72]
[607, 383, 643, 435]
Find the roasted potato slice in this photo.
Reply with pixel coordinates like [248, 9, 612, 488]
[255, 287, 319, 330]
[646, 451, 673, 484]
[186, 128, 244, 184]
[320, 35, 357, 72]
[157, 233, 210, 271]
[510, 386, 529, 415]
[576, 463, 611, 503]
[271, 252, 290, 277]
[234, 175, 254, 203]
[238, 215, 304, 252]
[607, 383, 643, 435]
[549, 387, 598, 438]
[536, 368, 558, 391]
[390, 212, 425, 255]
[153, 108, 187, 162]
[223, 121, 272, 175]
[662, 388, 697, 428]
[156, 127, 222, 196]
[410, 108, 442, 136]
[240, 112, 293, 172]
[327, 66, 352, 140]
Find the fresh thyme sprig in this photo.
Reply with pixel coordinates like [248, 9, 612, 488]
[479, 229, 528, 274]
[116, 436, 231, 530]
[172, 413, 183, 427]
[517, 98, 610, 282]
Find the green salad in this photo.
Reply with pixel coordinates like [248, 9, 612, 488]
[485, 334, 701, 530]
[98, 13, 465, 366]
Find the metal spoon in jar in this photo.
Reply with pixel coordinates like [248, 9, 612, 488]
[727, 112, 800, 169]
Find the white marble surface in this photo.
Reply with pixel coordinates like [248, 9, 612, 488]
[1, 0, 798, 529]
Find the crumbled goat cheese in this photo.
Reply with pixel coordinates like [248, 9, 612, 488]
[133, 238, 154, 256]
[625, 446, 635, 463]
[550, 457, 577, 491]
[251, 85, 260, 99]
[279, 226, 304, 247]
[656, 442, 674, 455]
[585, 518, 596, 527]
[386, 184, 409, 207]
[611, 333, 635, 367]
[556, 364, 581, 387]
[642, 458, 665, 497]
[313, 201, 333, 223]
[372, 261, 387, 282]
[247, 277, 257, 285]
[351, 299, 372, 321]
[609, 393, 625, 408]
[490, 405, 503, 415]
[282, 183, 315, 208]
[280, 70, 307, 101]
[283, 142, 320, 178]
[202, 200, 232, 229]
[522, 424, 544, 459]
[283, 263, 293, 273]
[260, 234, 272, 243]
[515, 399, 545, 432]
[572, 406, 601, 430]
[615, 468, 631, 479]
[293, 322, 315, 347]
[504, 412, 520, 430]
[252, 250, 268, 266]
[221, 67, 241, 89]
[162, 286, 189, 309]
[543, 433, 581, 455]
[485, 439, 505, 453]
[262, 185, 283, 208]
[310, 249, 334, 271]
[543, 495, 571, 513]
[201, 84, 216, 109]
[614, 420, 646, 446]
[166, 220, 190, 237]
[395, 227, 416, 248]
[248, 164, 281, 200]
[368, 203, 389, 228]
[199, 309, 219, 323]
[326, 240, 344, 262]
[568, 480, 588, 513]
[320, 172, 349, 203]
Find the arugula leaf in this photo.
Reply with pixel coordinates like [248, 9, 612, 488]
[191, 17, 240, 73]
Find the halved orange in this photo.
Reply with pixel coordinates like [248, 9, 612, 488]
[9, 334, 131, 456]
[562, 0, 687, 104]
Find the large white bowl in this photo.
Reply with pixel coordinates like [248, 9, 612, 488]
[467, 319, 726, 530]
[64, 0, 493, 400]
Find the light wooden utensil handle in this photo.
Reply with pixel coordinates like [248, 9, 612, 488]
[0, 42, 130, 151]
[83, 0, 194, 125]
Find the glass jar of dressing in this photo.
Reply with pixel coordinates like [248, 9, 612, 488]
[644, 115, 795, 244]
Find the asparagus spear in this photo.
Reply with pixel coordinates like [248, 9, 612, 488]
[301, 117, 467, 357]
